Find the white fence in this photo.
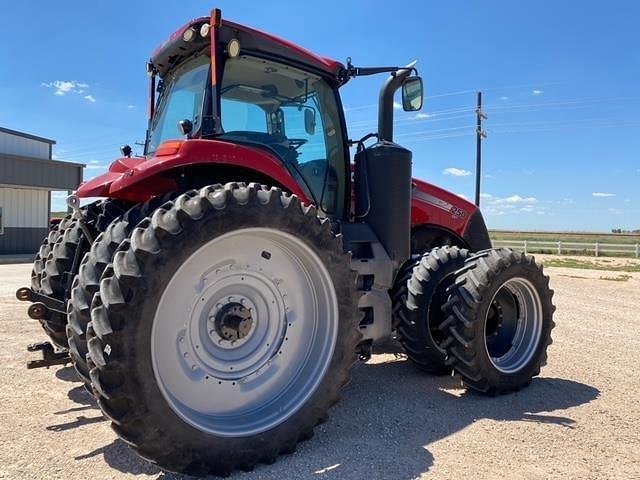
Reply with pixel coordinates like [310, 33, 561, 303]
[492, 239, 640, 258]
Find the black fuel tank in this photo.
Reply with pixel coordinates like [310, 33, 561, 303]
[354, 141, 412, 265]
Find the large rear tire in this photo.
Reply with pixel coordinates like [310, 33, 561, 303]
[67, 196, 173, 388]
[86, 183, 361, 475]
[439, 248, 555, 394]
[30, 201, 124, 348]
[30, 217, 74, 347]
[396, 246, 471, 373]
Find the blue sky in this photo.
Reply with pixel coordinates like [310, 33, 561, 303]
[1, 1, 638, 232]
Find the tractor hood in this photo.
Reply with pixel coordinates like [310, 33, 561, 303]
[75, 139, 311, 203]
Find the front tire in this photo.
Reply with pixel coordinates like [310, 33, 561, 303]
[396, 246, 471, 373]
[86, 183, 361, 475]
[439, 248, 555, 394]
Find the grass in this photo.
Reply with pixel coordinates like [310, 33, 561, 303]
[542, 258, 640, 273]
[599, 274, 632, 282]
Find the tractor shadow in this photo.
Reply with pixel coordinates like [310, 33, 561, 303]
[48, 376, 105, 430]
[69, 357, 599, 480]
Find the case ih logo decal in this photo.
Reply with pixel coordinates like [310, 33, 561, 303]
[413, 190, 467, 219]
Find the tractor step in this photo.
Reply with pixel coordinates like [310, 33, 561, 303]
[26, 342, 71, 369]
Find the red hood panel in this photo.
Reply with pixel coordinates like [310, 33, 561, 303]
[76, 139, 310, 203]
[410, 178, 479, 236]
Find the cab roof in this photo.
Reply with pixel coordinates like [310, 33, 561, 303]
[151, 16, 345, 83]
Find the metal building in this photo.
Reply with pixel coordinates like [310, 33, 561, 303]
[0, 127, 84, 255]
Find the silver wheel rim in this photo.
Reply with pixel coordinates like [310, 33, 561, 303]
[151, 227, 339, 437]
[484, 277, 543, 374]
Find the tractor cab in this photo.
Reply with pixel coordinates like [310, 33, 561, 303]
[143, 13, 422, 220]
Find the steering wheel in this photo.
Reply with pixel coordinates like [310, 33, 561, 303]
[287, 138, 308, 150]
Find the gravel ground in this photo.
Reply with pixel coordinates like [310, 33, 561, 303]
[0, 260, 639, 480]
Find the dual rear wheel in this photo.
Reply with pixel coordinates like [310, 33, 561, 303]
[398, 246, 555, 394]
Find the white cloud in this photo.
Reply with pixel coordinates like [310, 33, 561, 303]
[481, 192, 547, 216]
[484, 207, 505, 216]
[86, 163, 106, 169]
[393, 101, 402, 109]
[499, 96, 509, 100]
[84, 95, 96, 103]
[532, 89, 543, 95]
[42, 80, 90, 96]
[484, 173, 494, 179]
[494, 195, 537, 204]
[443, 167, 472, 177]
[414, 112, 431, 119]
[607, 208, 623, 215]
[592, 192, 616, 197]
[127, 104, 135, 109]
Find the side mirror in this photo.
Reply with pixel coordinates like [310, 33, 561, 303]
[178, 119, 193, 136]
[304, 108, 316, 135]
[120, 144, 132, 157]
[402, 76, 424, 112]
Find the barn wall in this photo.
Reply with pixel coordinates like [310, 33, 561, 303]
[0, 187, 49, 254]
[0, 130, 50, 160]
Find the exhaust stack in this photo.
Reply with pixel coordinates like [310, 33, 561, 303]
[377, 61, 416, 142]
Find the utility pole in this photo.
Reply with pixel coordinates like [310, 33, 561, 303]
[475, 91, 487, 207]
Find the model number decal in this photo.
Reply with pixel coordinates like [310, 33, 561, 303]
[413, 190, 468, 219]
[450, 206, 467, 218]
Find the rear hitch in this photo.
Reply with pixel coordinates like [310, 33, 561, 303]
[28, 302, 49, 320]
[26, 342, 71, 369]
[15, 287, 66, 315]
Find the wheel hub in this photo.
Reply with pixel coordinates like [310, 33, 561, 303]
[213, 302, 254, 343]
[484, 277, 543, 374]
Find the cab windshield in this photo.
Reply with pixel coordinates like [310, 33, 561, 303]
[219, 56, 346, 214]
[147, 55, 209, 156]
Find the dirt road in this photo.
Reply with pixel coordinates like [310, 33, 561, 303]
[0, 261, 638, 479]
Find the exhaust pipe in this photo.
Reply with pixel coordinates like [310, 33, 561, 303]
[377, 61, 416, 143]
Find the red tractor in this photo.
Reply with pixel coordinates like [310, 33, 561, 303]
[18, 9, 554, 476]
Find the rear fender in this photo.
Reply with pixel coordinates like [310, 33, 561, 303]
[410, 178, 491, 251]
[76, 139, 311, 203]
